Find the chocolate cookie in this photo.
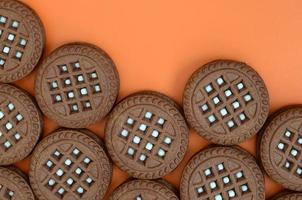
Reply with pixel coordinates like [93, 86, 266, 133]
[108, 179, 179, 200]
[259, 106, 302, 191]
[105, 91, 189, 179]
[183, 60, 269, 145]
[0, 84, 43, 165]
[0, 0, 45, 82]
[35, 43, 119, 128]
[0, 167, 35, 200]
[180, 146, 265, 200]
[29, 129, 112, 200]
[272, 192, 302, 200]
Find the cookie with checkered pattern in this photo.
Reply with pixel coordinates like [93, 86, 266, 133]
[35, 42, 119, 128]
[0, 0, 45, 82]
[183, 60, 269, 145]
[0, 83, 43, 165]
[259, 106, 302, 191]
[108, 179, 179, 200]
[105, 91, 189, 179]
[29, 129, 112, 200]
[180, 146, 265, 200]
[0, 167, 35, 200]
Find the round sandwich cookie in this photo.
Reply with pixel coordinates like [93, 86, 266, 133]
[0, 0, 45, 82]
[105, 91, 189, 179]
[271, 192, 302, 200]
[183, 60, 269, 145]
[0, 83, 43, 165]
[108, 179, 179, 200]
[180, 146, 265, 200]
[29, 129, 112, 200]
[0, 167, 35, 200]
[259, 106, 302, 191]
[35, 42, 119, 128]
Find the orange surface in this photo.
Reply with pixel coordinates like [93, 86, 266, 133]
[13, 0, 302, 199]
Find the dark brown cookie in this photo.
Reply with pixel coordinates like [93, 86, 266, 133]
[271, 192, 302, 200]
[108, 179, 179, 200]
[29, 129, 112, 200]
[180, 146, 265, 200]
[105, 91, 189, 179]
[0, 84, 43, 165]
[183, 60, 269, 145]
[0, 0, 45, 82]
[35, 42, 119, 128]
[0, 167, 35, 200]
[259, 106, 302, 191]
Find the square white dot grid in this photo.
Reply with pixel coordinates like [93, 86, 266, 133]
[196, 186, 204, 194]
[232, 101, 240, 110]
[80, 88, 88, 96]
[224, 89, 233, 98]
[57, 187, 65, 195]
[77, 75, 84, 82]
[296, 167, 302, 175]
[212, 96, 221, 105]
[71, 104, 78, 111]
[216, 77, 225, 86]
[16, 113, 23, 121]
[157, 148, 166, 157]
[208, 114, 216, 124]
[93, 84, 101, 92]
[145, 142, 154, 151]
[243, 94, 252, 102]
[241, 184, 249, 192]
[239, 113, 246, 121]
[11, 20, 19, 28]
[139, 154, 147, 162]
[7, 102, 14, 111]
[90, 71, 98, 79]
[132, 136, 141, 144]
[64, 78, 71, 85]
[237, 82, 245, 90]
[4, 140, 11, 149]
[73, 62, 80, 69]
[59, 65, 68, 72]
[164, 137, 172, 145]
[127, 117, 134, 125]
[217, 163, 224, 171]
[75, 167, 83, 176]
[222, 176, 230, 184]
[204, 168, 212, 176]
[127, 147, 135, 156]
[0, 58, 5, 66]
[56, 169, 64, 177]
[290, 148, 299, 157]
[55, 94, 62, 102]
[46, 160, 54, 168]
[14, 132, 21, 141]
[48, 178, 56, 186]
[5, 122, 13, 130]
[219, 108, 228, 117]
[76, 187, 85, 195]
[284, 130, 292, 138]
[227, 120, 236, 128]
[151, 129, 160, 138]
[8, 190, 14, 197]
[120, 129, 129, 138]
[19, 38, 27, 46]
[284, 160, 292, 169]
[83, 101, 91, 108]
[139, 124, 147, 132]
[66, 177, 74, 186]
[86, 177, 93, 184]
[0, 16, 7, 23]
[214, 194, 223, 200]
[72, 148, 81, 156]
[83, 157, 91, 165]
[0, 30, 2, 36]
[228, 189, 236, 198]
[2, 46, 10, 54]
[67, 91, 75, 99]
[144, 111, 153, 119]
[7, 33, 15, 41]
[277, 142, 285, 150]
[51, 81, 58, 89]
[298, 137, 302, 145]
[204, 84, 214, 93]
[200, 103, 209, 112]
[235, 171, 243, 179]
[64, 159, 72, 166]
[136, 196, 142, 200]
[209, 181, 217, 189]
[0, 111, 4, 119]
[157, 117, 165, 125]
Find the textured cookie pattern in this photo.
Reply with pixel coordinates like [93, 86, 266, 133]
[0, 167, 35, 200]
[183, 60, 269, 145]
[180, 146, 265, 200]
[0, 0, 45, 82]
[108, 179, 179, 200]
[0, 84, 42, 165]
[260, 107, 302, 191]
[35, 43, 119, 128]
[105, 91, 189, 179]
[29, 129, 112, 200]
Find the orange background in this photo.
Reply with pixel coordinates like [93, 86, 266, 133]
[14, 0, 302, 199]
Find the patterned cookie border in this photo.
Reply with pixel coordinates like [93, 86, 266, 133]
[272, 192, 302, 200]
[183, 60, 269, 145]
[35, 42, 120, 128]
[29, 129, 112, 200]
[108, 179, 179, 200]
[0, 0, 45, 82]
[0, 83, 43, 165]
[105, 91, 189, 179]
[180, 146, 265, 200]
[0, 167, 35, 200]
[260, 106, 302, 191]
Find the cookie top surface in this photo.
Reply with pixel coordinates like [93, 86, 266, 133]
[0, 167, 35, 200]
[180, 146, 265, 200]
[0, 0, 45, 82]
[0, 84, 42, 165]
[29, 129, 112, 200]
[272, 192, 302, 200]
[108, 179, 179, 200]
[35, 43, 119, 128]
[105, 91, 189, 179]
[183, 60, 269, 145]
[260, 107, 302, 191]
